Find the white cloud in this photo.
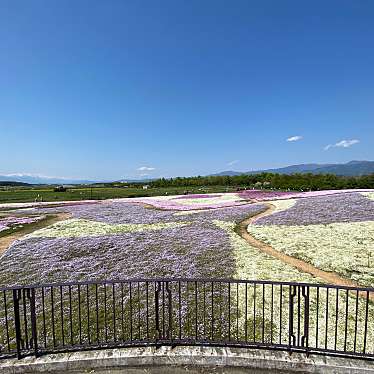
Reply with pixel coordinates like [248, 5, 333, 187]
[287, 135, 303, 142]
[227, 160, 239, 166]
[324, 139, 359, 151]
[137, 166, 155, 171]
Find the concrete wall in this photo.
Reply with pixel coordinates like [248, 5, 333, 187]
[1, 346, 374, 374]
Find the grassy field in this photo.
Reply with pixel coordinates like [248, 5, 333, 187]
[0, 185, 238, 204]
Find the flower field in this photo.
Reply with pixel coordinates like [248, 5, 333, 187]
[362, 191, 374, 201]
[249, 192, 374, 286]
[0, 202, 268, 286]
[239, 188, 374, 202]
[128, 192, 248, 210]
[0, 214, 46, 233]
[0, 190, 373, 287]
[254, 192, 374, 225]
[0, 189, 374, 354]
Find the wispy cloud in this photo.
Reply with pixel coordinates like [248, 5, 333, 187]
[137, 166, 155, 171]
[324, 139, 359, 151]
[227, 160, 239, 166]
[287, 135, 303, 142]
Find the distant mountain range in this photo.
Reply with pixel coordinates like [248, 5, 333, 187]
[0, 174, 97, 185]
[1, 161, 373, 185]
[117, 178, 155, 183]
[211, 160, 374, 177]
[0, 173, 155, 185]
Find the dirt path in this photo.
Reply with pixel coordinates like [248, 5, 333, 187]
[237, 202, 369, 291]
[0, 213, 70, 256]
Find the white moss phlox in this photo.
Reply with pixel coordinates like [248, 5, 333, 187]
[267, 199, 297, 213]
[212, 220, 317, 283]
[25, 219, 189, 239]
[248, 221, 374, 286]
[174, 210, 205, 216]
[175, 193, 244, 205]
[213, 220, 374, 351]
[361, 192, 374, 201]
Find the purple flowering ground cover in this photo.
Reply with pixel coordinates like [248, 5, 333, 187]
[36, 200, 266, 225]
[255, 192, 374, 226]
[0, 225, 231, 286]
[0, 202, 266, 287]
[42, 201, 178, 224]
[2, 194, 374, 352]
[240, 189, 374, 202]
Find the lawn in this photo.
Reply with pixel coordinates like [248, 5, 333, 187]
[0, 185, 238, 204]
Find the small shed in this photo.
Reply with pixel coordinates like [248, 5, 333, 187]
[54, 185, 67, 192]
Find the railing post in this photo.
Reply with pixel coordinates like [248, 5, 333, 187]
[288, 285, 296, 351]
[166, 281, 172, 340]
[155, 281, 161, 340]
[12, 289, 22, 360]
[29, 288, 39, 357]
[301, 286, 310, 354]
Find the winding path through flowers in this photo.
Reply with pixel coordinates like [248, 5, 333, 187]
[0, 213, 71, 256]
[1, 192, 373, 293]
[237, 202, 373, 297]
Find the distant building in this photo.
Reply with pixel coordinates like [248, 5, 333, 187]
[143, 185, 150, 190]
[54, 185, 67, 192]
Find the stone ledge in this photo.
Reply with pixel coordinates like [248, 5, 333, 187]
[1, 346, 374, 374]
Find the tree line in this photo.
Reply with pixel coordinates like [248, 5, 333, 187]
[150, 173, 374, 191]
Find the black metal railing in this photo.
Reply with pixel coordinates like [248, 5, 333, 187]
[0, 279, 373, 360]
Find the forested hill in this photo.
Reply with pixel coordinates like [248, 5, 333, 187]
[211, 160, 374, 177]
[151, 173, 374, 190]
[0, 181, 32, 187]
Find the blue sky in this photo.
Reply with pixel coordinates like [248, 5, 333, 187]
[0, 1, 373, 180]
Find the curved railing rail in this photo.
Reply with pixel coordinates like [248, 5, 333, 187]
[0, 278, 373, 360]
